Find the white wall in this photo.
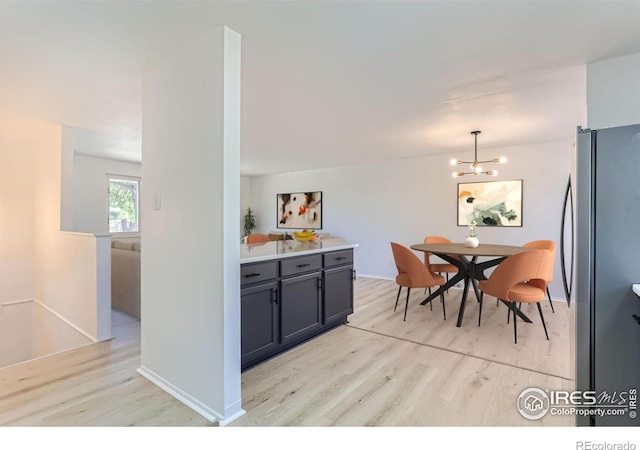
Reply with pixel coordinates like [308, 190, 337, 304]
[35, 231, 112, 341]
[0, 135, 35, 304]
[0, 300, 93, 368]
[250, 140, 572, 299]
[1, 113, 110, 350]
[33, 122, 111, 342]
[140, 26, 243, 425]
[73, 154, 142, 234]
[587, 52, 640, 129]
[0, 301, 32, 367]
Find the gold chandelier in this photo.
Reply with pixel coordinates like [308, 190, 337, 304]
[450, 130, 506, 177]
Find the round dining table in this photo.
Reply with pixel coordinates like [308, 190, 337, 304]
[410, 242, 534, 327]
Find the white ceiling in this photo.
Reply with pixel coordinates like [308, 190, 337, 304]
[1, 1, 640, 176]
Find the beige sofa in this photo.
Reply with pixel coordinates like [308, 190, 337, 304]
[111, 240, 141, 319]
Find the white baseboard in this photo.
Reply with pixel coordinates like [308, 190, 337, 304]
[33, 299, 100, 342]
[136, 365, 246, 426]
[356, 274, 462, 289]
[356, 274, 395, 281]
[1, 298, 103, 342]
[218, 404, 246, 426]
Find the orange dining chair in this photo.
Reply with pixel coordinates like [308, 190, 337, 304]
[477, 249, 551, 343]
[522, 240, 556, 313]
[246, 233, 270, 244]
[423, 236, 459, 285]
[390, 242, 446, 321]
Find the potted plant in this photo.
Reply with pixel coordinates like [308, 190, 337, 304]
[242, 207, 257, 240]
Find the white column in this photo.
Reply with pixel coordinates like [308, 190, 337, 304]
[139, 26, 243, 424]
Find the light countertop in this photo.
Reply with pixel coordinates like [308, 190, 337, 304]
[241, 240, 358, 264]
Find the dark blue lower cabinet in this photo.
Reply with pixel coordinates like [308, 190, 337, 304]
[323, 265, 354, 324]
[280, 272, 323, 346]
[240, 281, 279, 367]
[241, 249, 354, 371]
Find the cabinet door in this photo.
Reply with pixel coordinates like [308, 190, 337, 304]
[323, 265, 354, 323]
[241, 281, 279, 366]
[280, 272, 323, 346]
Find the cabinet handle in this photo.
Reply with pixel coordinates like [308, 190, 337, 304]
[353, 269, 357, 281]
[336, 256, 346, 261]
[318, 278, 323, 290]
[244, 273, 261, 278]
[296, 263, 311, 268]
[272, 288, 278, 304]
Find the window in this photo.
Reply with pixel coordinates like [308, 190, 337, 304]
[108, 176, 140, 233]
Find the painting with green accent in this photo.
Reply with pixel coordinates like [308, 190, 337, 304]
[457, 179, 522, 227]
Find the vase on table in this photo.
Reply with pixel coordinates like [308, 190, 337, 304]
[465, 220, 479, 248]
[465, 236, 479, 248]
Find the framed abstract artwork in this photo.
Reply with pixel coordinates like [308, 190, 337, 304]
[277, 191, 323, 230]
[457, 180, 523, 227]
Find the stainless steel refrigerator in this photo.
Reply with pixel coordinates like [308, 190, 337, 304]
[576, 124, 640, 426]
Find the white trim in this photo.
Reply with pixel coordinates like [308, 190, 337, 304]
[106, 173, 142, 182]
[58, 231, 112, 238]
[218, 402, 246, 426]
[0, 299, 107, 341]
[0, 299, 104, 368]
[1, 298, 35, 307]
[356, 274, 395, 281]
[136, 365, 246, 425]
[0, 341, 98, 370]
[33, 299, 103, 342]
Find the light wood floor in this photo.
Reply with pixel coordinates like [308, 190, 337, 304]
[0, 310, 212, 426]
[231, 277, 575, 426]
[0, 277, 575, 427]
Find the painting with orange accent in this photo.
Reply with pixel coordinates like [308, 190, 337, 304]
[277, 191, 322, 229]
[457, 180, 522, 227]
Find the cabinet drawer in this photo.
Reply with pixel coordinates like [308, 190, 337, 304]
[280, 254, 322, 277]
[241, 261, 278, 286]
[323, 249, 353, 268]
